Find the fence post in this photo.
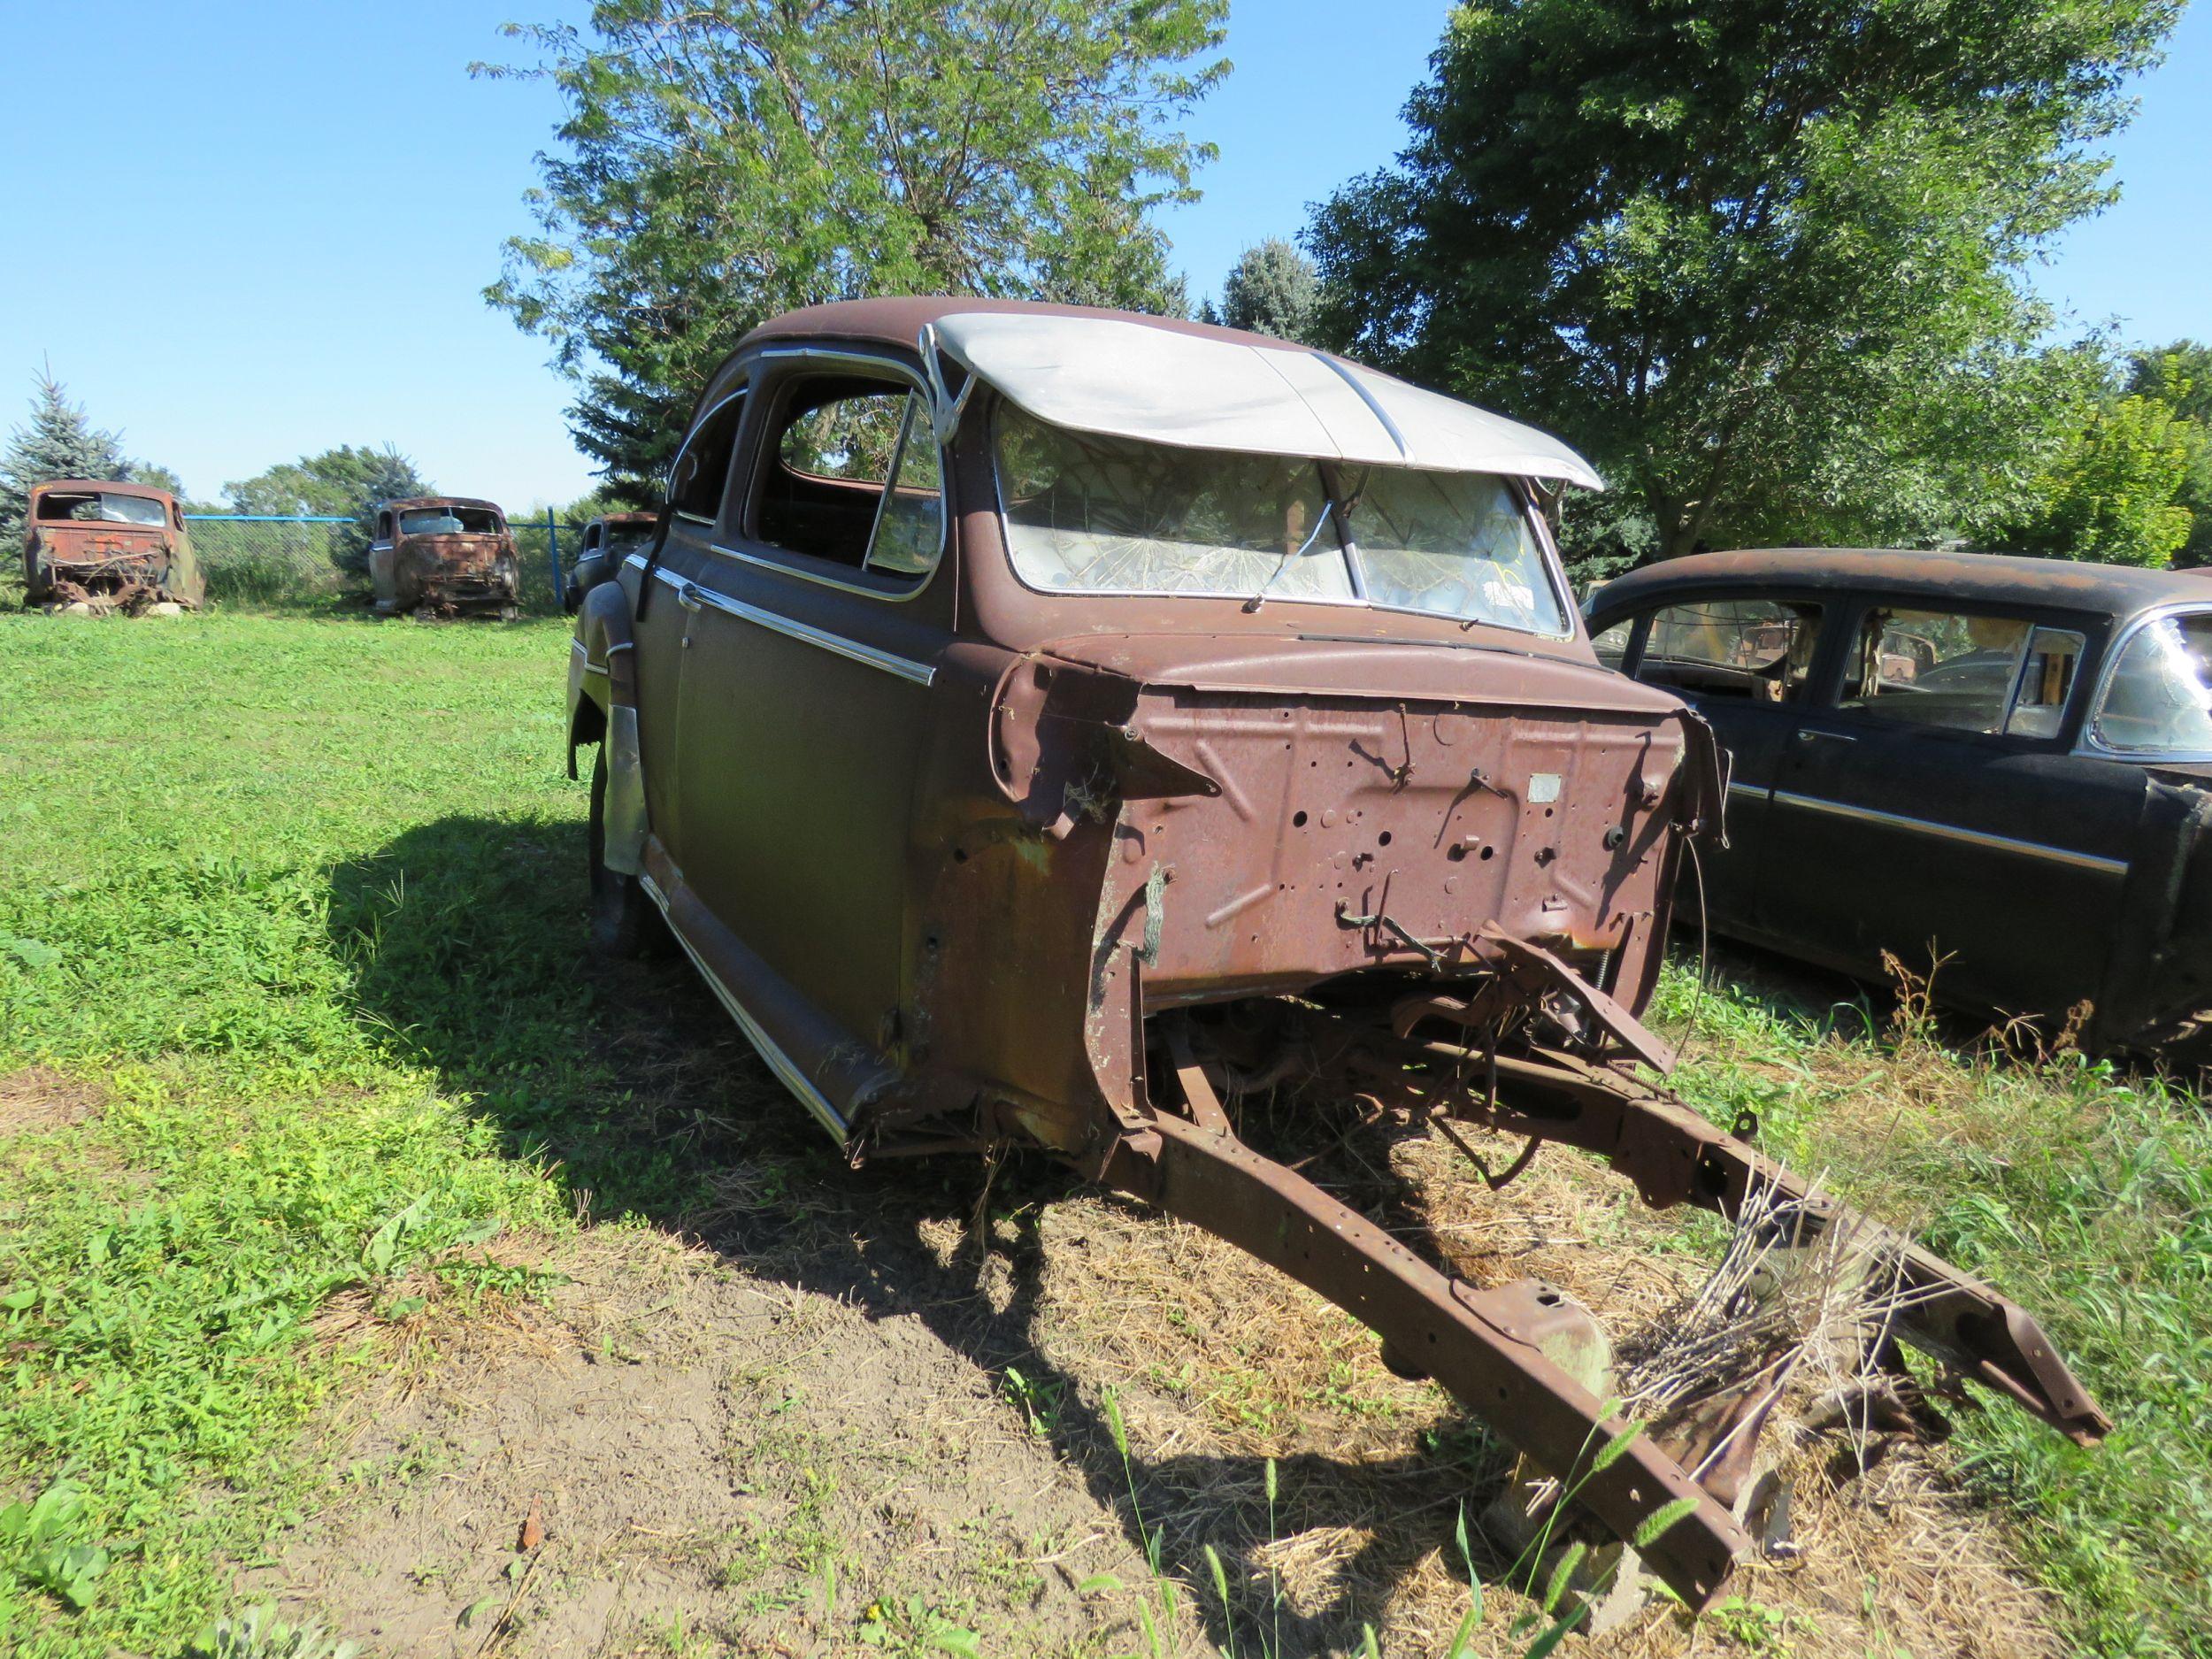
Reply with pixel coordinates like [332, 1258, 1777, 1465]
[546, 509, 564, 611]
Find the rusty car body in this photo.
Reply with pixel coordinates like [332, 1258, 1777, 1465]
[22, 479, 203, 611]
[1589, 549, 2212, 1056]
[564, 512, 658, 614]
[564, 301, 2104, 1609]
[367, 496, 518, 618]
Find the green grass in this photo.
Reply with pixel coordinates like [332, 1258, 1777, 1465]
[1649, 969, 2212, 1657]
[0, 612, 2207, 1655]
[0, 615, 587, 1655]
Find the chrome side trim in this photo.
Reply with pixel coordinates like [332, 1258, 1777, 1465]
[1770, 789, 2128, 877]
[1725, 780, 1772, 803]
[625, 554, 935, 687]
[638, 870, 850, 1144]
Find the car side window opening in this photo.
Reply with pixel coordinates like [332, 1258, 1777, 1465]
[1835, 607, 2069, 737]
[755, 377, 939, 574]
[1633, 598, 1824, 702]
[1592, 618, 1633, 668]
[863, 395, 947, 578]
[2094, 611, 2212, 754]
[669, 389, 748, 523]
[373, 511, 393, 542]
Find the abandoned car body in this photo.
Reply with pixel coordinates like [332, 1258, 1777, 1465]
[367, 496, 519, 618]
[564, 511, 658, 613]
[1589, 549, 2212, 1056]
[565, 300, 2104, 1608]
[21, 479, 204, 612]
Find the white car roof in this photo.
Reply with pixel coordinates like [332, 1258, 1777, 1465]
[930, 311, 1603, 490]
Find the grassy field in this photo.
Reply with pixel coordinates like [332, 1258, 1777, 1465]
[0, 611, 2207, 1657]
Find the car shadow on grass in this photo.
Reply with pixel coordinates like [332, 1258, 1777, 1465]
[326, 814, 1515, 1653]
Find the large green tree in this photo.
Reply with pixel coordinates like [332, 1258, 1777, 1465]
[2127, 342, 2212, 565]
[1308, 0, 2178, 561]
[224, 445, 434, 572]
[480, 0, 1227, 500]
[1992, 386, 2197, 567]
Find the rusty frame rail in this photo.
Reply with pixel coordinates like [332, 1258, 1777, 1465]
[1101, 1110, 1751, 1609]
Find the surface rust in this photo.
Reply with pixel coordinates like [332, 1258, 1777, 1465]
[21, 479, 203, 611]
[371, 495, 518, 617]
[565, 299, 2109, 1610]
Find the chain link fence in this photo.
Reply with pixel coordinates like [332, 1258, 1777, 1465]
[187, 512, 587, 615]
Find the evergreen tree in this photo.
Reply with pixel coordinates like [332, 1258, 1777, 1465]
[0, 369, 134, 550]
[1217, 239, 1321, 344]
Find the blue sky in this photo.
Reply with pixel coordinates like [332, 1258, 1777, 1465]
[2, 0, 2207, 511]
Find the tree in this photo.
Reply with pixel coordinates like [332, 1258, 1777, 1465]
[479, 0, 1227, 499]
[224, 445, 434, 572]
[1993, 391, 2196, 567]
[2127, 342, 2212, 565]
[1308, 0, 2179, 560]
[1213, 238, 1320, 343]
[0, 368, 168, 554]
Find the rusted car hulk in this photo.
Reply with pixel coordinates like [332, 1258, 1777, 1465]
[1589, 549, 2212, 1056]
[21, 479, 203, 611]
[565, 300, 2104, 1609]
[367, 496, 518, 618]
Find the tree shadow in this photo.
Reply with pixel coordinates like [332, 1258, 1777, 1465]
[326, 815, 1518, 1652]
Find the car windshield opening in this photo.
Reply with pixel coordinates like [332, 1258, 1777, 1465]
[993, 404, 1571, 634]
[39, 491, 166, 527]
[2095, 612, 2212, 754]
[1339, 465, 1567, 634]
[995, 404, 1353, 603]
[400, 507, 503, 536]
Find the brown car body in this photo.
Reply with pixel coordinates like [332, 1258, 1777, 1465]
[22, 479, 204, 611]
[368, 496, 518, 617]
[565, 300, 2102, 1607]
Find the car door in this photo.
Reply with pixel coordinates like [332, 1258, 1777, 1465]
[667, 352, 953, 1056]
[1759, 598, 2139, 1017]
[1609, 592, 1832, 932]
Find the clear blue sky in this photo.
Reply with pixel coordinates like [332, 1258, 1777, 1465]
[3, 0, 2207, 511]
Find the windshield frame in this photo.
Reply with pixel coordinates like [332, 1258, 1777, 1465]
[2080, 601, 2212, 763]
[987, 400, 1580, 643]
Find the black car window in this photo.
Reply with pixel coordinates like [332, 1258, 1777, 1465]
[1834, 607, 2062, 736]
[2094, 611, 2212, 753]
[669, 389, 747, 523]
[1634, 598, 1824, 703]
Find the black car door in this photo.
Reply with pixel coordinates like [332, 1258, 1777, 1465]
[1612, 592, 1833, 933]
[1758, 599, 2139, 1018]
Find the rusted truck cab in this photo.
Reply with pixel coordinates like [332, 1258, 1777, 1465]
[367, 497, 518, 618]
[565, 300, 2103, 1609]
[22, 479, 203, 612]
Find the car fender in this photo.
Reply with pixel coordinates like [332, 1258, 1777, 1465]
[569, 580, 649, 876]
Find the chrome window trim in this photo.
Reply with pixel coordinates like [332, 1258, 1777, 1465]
[1770, 788, 2127, 877]
[626, 554, 934, 687]
[638, 871, 849, 1144]
[714, 345, 948, 601]
[985, 399, 1580, 642]
[2076, 601, 2212, 764]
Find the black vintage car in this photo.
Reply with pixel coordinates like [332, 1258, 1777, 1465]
[1588, 548, 2212, 1055]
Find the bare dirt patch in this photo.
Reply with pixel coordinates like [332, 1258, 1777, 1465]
[0, 1066, 104, 1138]
[252, 1228, 1197, 1658]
